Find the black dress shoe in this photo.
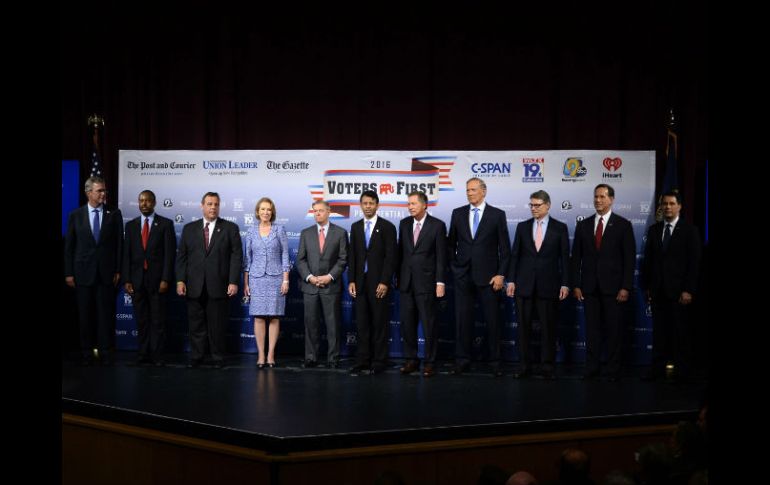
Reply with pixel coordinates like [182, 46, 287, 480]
[513, 369, 531, 379]
[349, 364, 368, 374]
[400, 361, 419, 374]
[370, 365, 386, 375]
[641, 369, 663, 381]
[301, 360, 318, 368]
[422, 365, 436, 378]
[449, 363, 470, 375]
[582, 369, 600, 380]
[187, 359, 202, 368]
[327, 361, 340, 369]
[213, 361, 226, 369]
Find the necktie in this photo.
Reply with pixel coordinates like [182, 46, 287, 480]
[535, 220, 543, 252]
[595, 216, 603, 250]
[413, 221, 421, 245]
[472, 207, 480, 238]
[319, 227, 325, 253]
[92, 209, 101, 242]
[204, 222, 210, 251]
[364, 221, 371, 273]
[663, 223, 672, 251]
[141, 218, 150, 269]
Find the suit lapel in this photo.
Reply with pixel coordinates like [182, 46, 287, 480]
[460, 206, 473, 240]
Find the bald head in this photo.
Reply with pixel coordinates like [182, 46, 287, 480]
[507, 470, 538, 485]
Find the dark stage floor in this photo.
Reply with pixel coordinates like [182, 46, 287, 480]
[62, 353, 707, 453]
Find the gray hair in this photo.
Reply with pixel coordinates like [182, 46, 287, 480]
[84, 176, 105, 193]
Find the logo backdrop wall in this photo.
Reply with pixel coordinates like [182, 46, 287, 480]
[117, 150, 655, 364]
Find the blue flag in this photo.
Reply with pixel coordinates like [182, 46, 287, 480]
[661, 128, 678, 194]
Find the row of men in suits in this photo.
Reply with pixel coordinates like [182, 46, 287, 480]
[315, 180, 700, 382]
[65, 176, 700, 380]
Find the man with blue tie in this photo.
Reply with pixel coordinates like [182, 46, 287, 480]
[348, 191, 397, 375]
[64, 176, 123, 365]
[448, 177, 511, 376]
[506, 190, 570, 380]
[123, 190, 176, 366]
[641, 191, 701, 382]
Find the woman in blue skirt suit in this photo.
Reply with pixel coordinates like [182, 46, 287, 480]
[243, 197, 290, 368]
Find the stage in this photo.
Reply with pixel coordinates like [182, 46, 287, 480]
[62, 352, 706, 484]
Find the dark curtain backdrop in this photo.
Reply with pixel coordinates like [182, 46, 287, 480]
[61, 2, 707, 227]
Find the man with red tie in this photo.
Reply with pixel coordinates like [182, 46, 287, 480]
[296, 200, 349, 368]
[176, 192, 243, 369]
[123, 190, 176, 366]
[571, 184, 635, 381]
[397, 191, 447, 378]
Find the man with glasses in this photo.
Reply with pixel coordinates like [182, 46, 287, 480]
[506, 190, 570, 379]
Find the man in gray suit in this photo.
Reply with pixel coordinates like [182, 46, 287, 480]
[296, 200, 348, 368]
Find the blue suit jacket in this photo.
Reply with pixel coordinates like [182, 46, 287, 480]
[243, 224, 291, 277]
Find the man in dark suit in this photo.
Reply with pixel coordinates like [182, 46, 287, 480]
[641, 191, 701, 382]
[397, 191, 447, 378]
[348, 190, 397, 375]
[64, 176, 123, 366]
[571, 183, 636, 381]
[122, 190, 176, 366]
[296, 200, 348, 368]
[176, 192, 242, 369]
[506, 190, 570, 380]
[448, 177, 511, 376]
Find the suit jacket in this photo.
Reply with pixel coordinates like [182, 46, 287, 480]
[571, 213, 635, 295]
[397, 214, 447, 294]
[296, 223, 348, 294]
[448, 204, 511, 285]
[64, 205, 123, 286]
[508, 217, 570, 298]
[176, 218, 243, 299]
[243, 225, 291, 277]
[122, 214, 176, 291]
[641, 219, 701, 299]
[348, 217, 397, 289]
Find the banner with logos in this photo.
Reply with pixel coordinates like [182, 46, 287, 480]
[117, 150, 655, 364]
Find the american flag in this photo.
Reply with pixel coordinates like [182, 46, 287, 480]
[89, 135, 102, 177]
[88, 114, 104, 178]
